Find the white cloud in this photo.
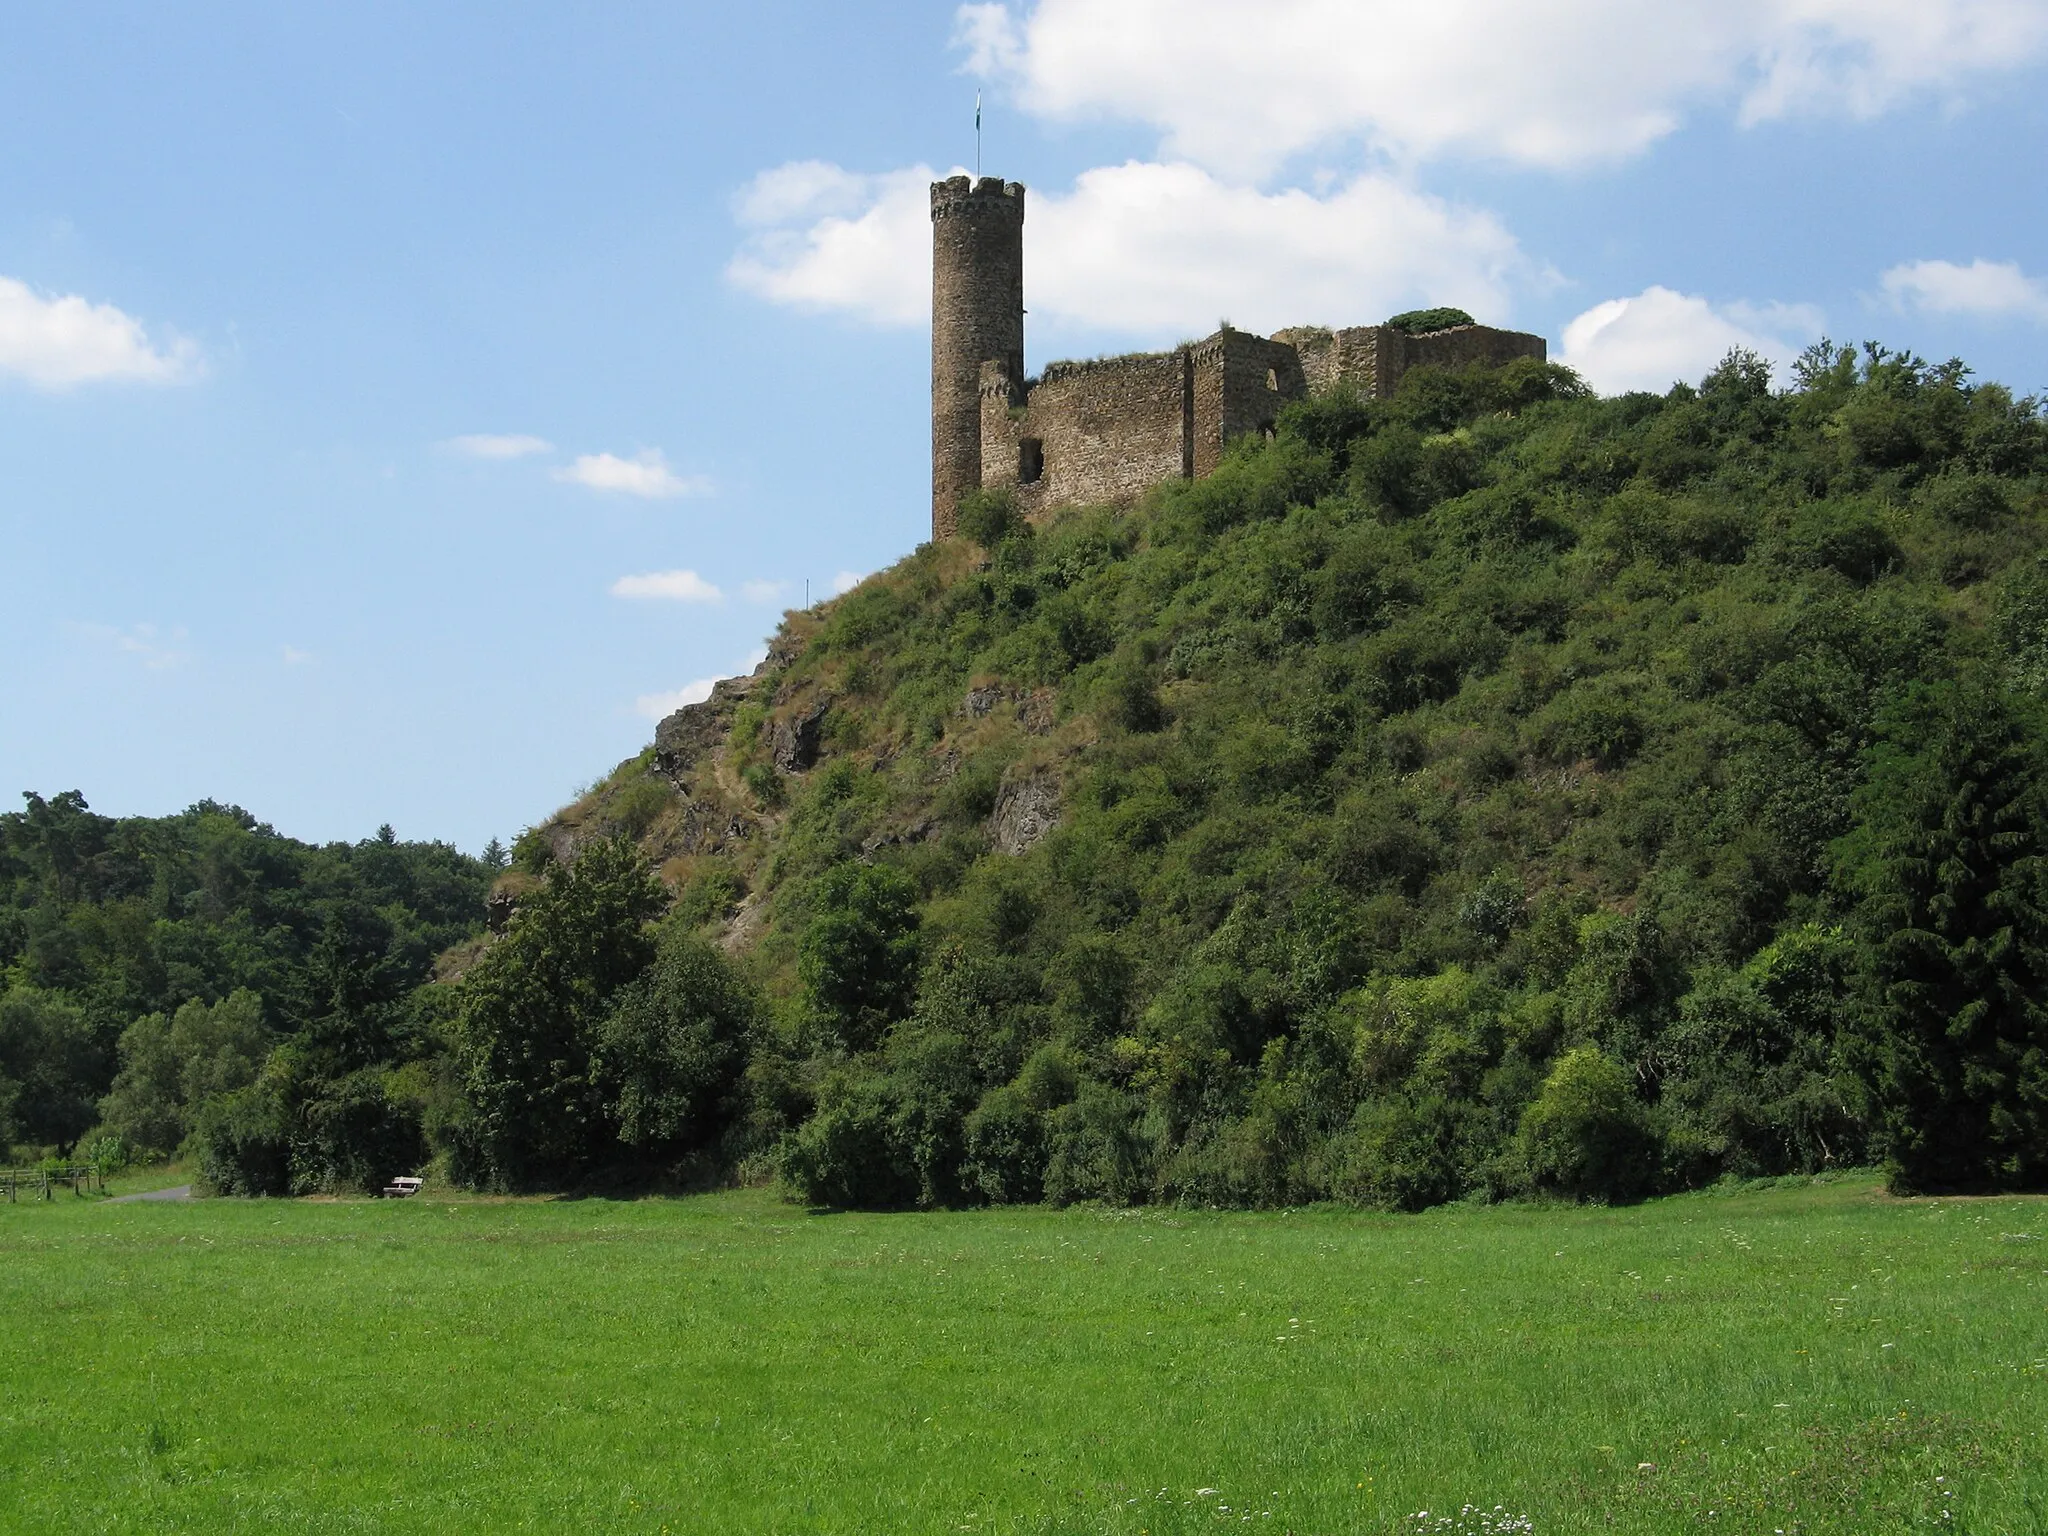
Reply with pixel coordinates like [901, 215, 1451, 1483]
[741, 579, 788, 604]
[728, 163, 938, 324]
[1559, 286, 1822, 395]
[446, 433, 553, 459]
[633, 649, 769, 720]
[728, 158, 1530, 341]
[75, 621, 193, 671]
[1879, 258, 2048, 321]
[282, 646, 314, 666]
[610, 569, 724, 603]
[958, 0, 2048, 176]
[831, 570, 867, 596]
[0, 275, 198, 389]
[555, 449, 710, 499]
[635, 679, 717, 719]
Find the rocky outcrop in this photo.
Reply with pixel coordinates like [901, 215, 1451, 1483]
[861, 819, 936, 857]
[773, 701, 828, 773]
[654, 674, 756, 791]
[988, 770, 1060, 855]
[484, 888, 518, 933]
[960, 683, 1056, 735]
[674, 800, 756, 855]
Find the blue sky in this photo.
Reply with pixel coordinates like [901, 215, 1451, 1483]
[4, 1, 2046, 854]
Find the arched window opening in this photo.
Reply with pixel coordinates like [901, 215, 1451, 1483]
[1019, 438, 1044, 485]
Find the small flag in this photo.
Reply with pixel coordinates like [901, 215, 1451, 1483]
[976, 91, 981, 133]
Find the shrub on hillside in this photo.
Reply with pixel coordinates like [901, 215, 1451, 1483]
[1516, 1047, 1658, 1202]
[1836, 680, 2048, 1192]
[799, 862, 921, 1051]
[448, 837, 666, 1188]
[597, 925, 756, 1153]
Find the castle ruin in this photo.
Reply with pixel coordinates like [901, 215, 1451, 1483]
[929, 173, 1547, 539]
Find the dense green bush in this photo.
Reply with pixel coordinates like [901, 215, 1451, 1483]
[98, 990, 270, 1157]
[191, 1081, 293, 1196]
[719, 342, 2048, 1210]
[798, 862, 921, 1050]
[1516, 1047, 1657, 1202]
[597, 924, 756, 1153]
[449, 838, 665, 1187]
[0, 986, 104, 1155]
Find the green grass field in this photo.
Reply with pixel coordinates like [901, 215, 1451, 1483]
[1, 1177, 2042, 1534]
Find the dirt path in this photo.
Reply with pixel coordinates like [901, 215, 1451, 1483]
[105, 1184, 193, 1204]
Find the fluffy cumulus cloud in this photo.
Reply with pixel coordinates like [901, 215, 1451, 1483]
[1559, 287, 1823, 395]
[634, 679, 717, 719]
[609, 569, 723, 602]
[1880, 258, 2048, 321]
[729, 158, 1528, 341]
[554, 449, 710, 499]
[741, 579, 788, 604]
[727, 162, 938, 324]
[0, 276, 197, 389]
[446, 433, 553, 459]
[958, 0, 2048, 176]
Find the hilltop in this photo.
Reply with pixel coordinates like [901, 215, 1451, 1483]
[13, 341, 2048, 1207]
[488, 340, 2048, 1207]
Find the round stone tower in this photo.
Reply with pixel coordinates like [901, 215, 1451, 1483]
[930, 174, 1024, 540]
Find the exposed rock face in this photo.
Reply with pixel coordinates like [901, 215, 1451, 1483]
[960, 683, 1055, 735]
[484, 888, 518, 933]
[1016, 688, 1056, 736]
[773, 701, 828, 773]
[655, 674, 756, 791]
[988, 770, 1060, 855]
[719, 894, 767, 955]
[674, 801, 755, 855]
[861, 819, 936, 857]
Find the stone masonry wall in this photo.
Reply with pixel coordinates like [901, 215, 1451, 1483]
[1192, 330, 1303, 475]
[972, 320, 1546, 516]
[1395, 324, 1546, 390]
[1275, 323, 1545, 400]
[985, 350, 1190, 514]
[931, 176, 1025, 539]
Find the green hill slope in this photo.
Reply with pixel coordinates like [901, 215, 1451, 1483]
[489, 340, 2048, 1207]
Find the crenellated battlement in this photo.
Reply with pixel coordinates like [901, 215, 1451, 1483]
[930, 175, 1026, 219]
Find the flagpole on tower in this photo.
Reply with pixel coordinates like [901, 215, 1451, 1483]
[975, 91, 982, 179]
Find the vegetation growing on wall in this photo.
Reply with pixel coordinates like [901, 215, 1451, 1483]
[1383, 307, 1478, 334]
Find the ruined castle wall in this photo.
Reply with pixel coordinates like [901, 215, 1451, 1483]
[931, 176, 1025, 540]
[1279, 324, 1545, 401]
[1191, 330, 1303, 474]
[1399, 324, 1546, 385]
[985, 350, 1191, 510]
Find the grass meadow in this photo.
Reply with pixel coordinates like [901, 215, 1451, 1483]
[0, 1176, 2042, 1534]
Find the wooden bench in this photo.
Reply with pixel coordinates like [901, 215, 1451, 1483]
[381, 1176, 424, 1199]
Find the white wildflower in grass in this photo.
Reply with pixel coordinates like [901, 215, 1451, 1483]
[1408, 1504, 1535, 1535]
